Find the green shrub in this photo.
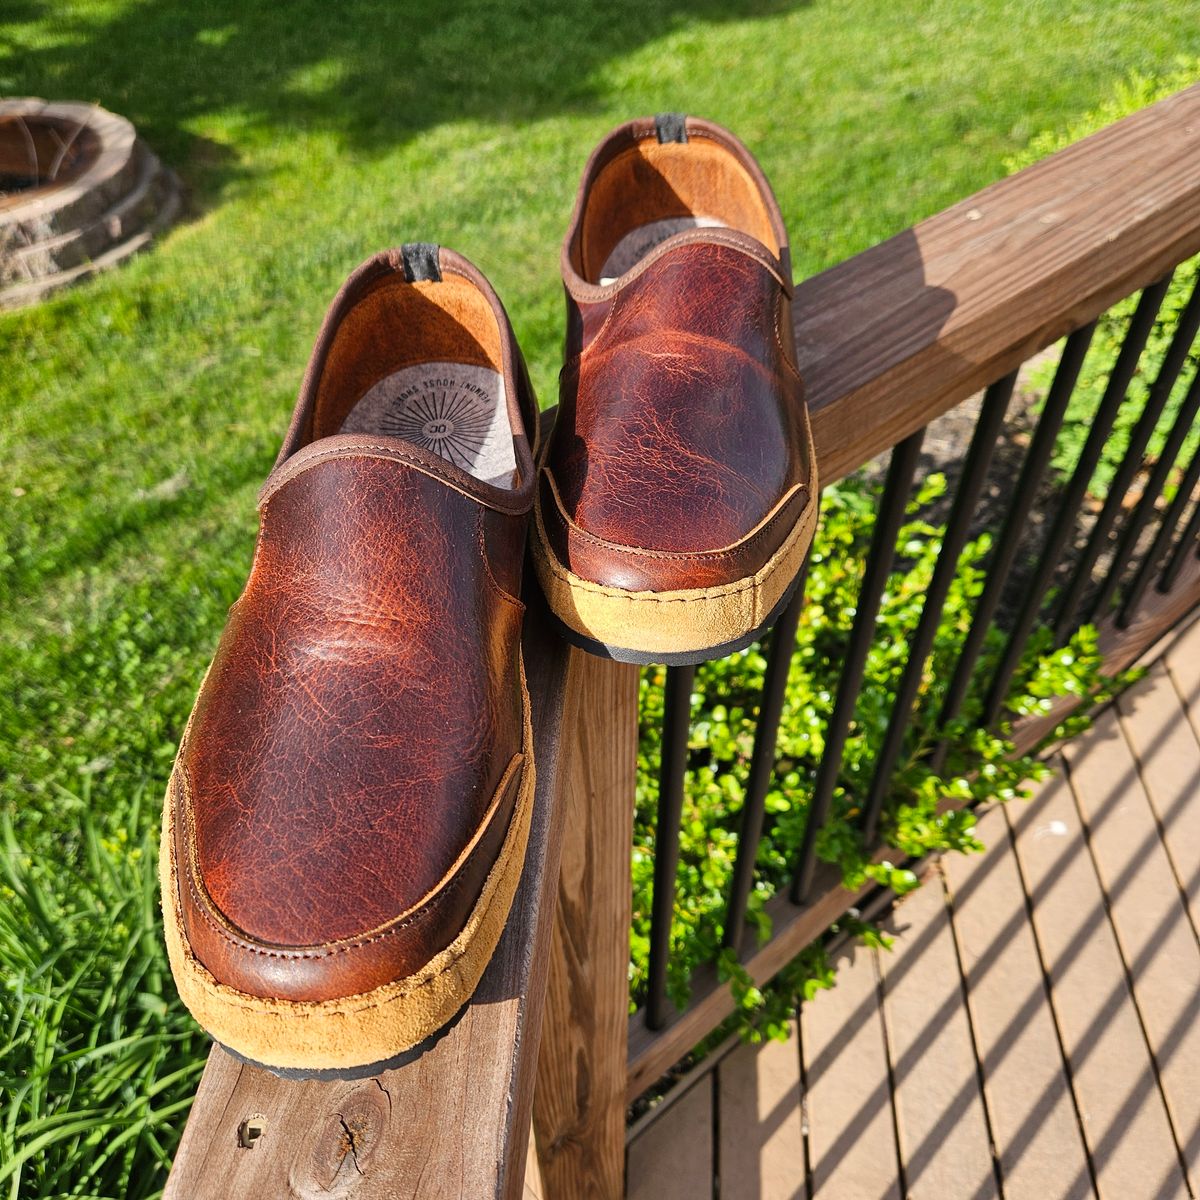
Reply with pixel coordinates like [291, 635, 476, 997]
[629, 473, 1118, 1040]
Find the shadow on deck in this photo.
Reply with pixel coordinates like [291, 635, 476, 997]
[583, 614, 1200, 1200]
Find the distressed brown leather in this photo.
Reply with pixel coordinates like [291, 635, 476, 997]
[541, 116, 813, 593]
[168, 247, 538, 1004]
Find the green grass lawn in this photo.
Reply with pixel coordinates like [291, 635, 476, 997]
[4, 1, 1200, 1194]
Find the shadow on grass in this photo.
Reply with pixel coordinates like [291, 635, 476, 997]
[1, 0, 807, 204]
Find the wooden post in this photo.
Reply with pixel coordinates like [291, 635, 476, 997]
[533, 650, 640, 1199]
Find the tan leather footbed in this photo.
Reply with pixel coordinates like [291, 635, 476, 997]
[579, 139, 780, 283]
[312, 275, 504, 439]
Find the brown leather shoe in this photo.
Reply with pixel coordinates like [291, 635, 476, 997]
[160, 245, 539, 1073]
[532, 114, 817, 665]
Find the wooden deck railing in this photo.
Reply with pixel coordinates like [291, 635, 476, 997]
[165, 82, 1200, 1198]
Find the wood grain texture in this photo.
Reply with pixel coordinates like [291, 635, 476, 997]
[942, 804, 1092, 1200]
[800, 943, 901, 1199]
[1064, 706, 1200, 1195]
[1007, 770, 1187, 1199]
[716, 1023, 805, 1200]
[164, 608, 576, 1200]
[533, 652, 638, 1200]
[799, 82, 1200, 485]
[878, 867, 998, 1200]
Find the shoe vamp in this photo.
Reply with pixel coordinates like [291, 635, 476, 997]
[565, 246, 800, 553]
[180, 456, 523, 948]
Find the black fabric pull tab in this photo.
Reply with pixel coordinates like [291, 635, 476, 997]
[654, 113, 688, 144]
[401, 242, 441, 282]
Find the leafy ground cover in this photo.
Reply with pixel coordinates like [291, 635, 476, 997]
[3, 3, 1200, 1194]
[630, 473, 1120, 1042]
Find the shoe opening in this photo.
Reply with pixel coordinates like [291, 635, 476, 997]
[311, 265, 517, 488]
[578, 126, 783, 285]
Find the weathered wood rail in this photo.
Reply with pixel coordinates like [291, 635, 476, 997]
[165, 83, 1200, 1197]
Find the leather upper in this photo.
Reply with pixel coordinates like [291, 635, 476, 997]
[541, 117, 813, 593]
[169, 248, 537, 1003]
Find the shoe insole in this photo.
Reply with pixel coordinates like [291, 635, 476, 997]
[340, 362, 516, 487]
[598, 215, 725, 284]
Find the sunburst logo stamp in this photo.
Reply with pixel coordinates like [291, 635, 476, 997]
[379, 382, 494, 470]
[341, 362, 517, 485]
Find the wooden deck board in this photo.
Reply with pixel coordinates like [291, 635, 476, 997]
[800, 83, 1200, 487]
[942, 802, 1093, 1200]
[717, 1023, 805, 1200]
[1007, 768, 1188, 1199]
[1064, 704, 1200, 1195]
[877, 866, 999, 1200]
[534, 653, 639, 1198]
[626, 1080, 713, 1200]
[1164, 612, 1200, 746]
[799, 944, 900, 1199]
[626, 624, 1200, 1200]
[1118, 663, 1200, 936]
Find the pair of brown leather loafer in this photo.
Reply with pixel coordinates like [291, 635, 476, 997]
[161, 116, 817, 1073]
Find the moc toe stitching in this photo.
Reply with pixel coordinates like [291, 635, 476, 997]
[174, 755, 523, 964]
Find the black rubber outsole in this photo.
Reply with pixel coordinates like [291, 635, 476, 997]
[549, 564, 806, 666]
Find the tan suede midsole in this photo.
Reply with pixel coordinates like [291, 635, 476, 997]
[160, 663, 535, 1072]
[532, 496, 818, 655]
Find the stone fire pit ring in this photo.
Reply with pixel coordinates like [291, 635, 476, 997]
[0, 99, 181, 309]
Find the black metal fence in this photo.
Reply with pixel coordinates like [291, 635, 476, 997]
[642, 265, 1200, 1033]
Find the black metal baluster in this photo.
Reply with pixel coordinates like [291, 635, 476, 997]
[646, 664, 695, 1030]
[1091, 367, 1200, 623]
[722, 572, 807, 951]
[1120, 435, 1200, 621]
[936, 279, 1170, 740]
[1159, 483, 1200, 594]
[790, 432, 925, 904]
[963, 323, 1096, 725]
[934, 287, 1169, 765]
[860, 372, 1013, 843]
[1054, 275, 1200, 639]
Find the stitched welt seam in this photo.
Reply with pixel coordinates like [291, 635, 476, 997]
[542, 469, 804, 564]
[537, 538, 766, 602]
[176, 756, 521, 958]
[535, 501, 814, 603]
